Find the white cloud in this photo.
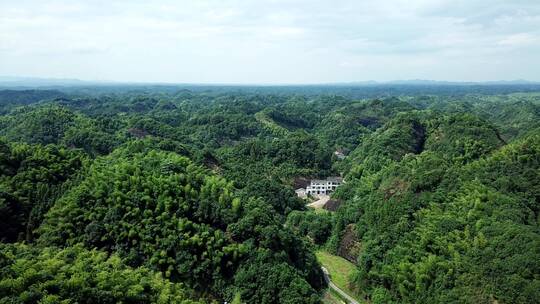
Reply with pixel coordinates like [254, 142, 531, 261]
[498, 33, 539, 47]
[0, 0, 539, 83]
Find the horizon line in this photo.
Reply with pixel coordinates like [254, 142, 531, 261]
[1, 76, 540, 87]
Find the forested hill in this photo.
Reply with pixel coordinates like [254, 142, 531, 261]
[0, 89, 65, 114]
[0, 87, 538, 303]
[3, 82, 540, 98]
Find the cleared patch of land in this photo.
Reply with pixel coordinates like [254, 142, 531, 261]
[316, 250, 362, 303]
[307, 195, 330, 208]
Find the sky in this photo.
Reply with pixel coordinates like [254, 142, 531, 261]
[1, 0, 540, 84]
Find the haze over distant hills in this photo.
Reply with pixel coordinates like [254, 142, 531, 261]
[330, 79, 540, 86]
[0, 76, 110, 87]
[1, 76, 539, 88]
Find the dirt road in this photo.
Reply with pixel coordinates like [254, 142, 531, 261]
[307, 195, 329, 208]
[321, 267, 360, 304]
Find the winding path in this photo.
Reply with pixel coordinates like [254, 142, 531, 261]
[321, 267, 360, 304]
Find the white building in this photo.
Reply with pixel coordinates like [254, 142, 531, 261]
[334, 150, 346, 160]
[305, 177, 343, 196]
[295, 188, 307, 198]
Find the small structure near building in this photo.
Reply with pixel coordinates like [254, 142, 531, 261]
[304, 177, 343, 196]
[334, 150, 346, 160]
[295, 188, 307, 198]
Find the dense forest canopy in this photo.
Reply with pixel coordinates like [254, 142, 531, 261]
[0, 85, 538, 303]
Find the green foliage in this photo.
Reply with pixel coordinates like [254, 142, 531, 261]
[237, 178, 305, 215]
[423, 93, 540, 141]
[62, 116, 124, 155]
[332, 129, 540, 303]
[38, 147, 324, 303]
[287, 211, 334, 244]
[0, 90, 65, 114]
[0, 243, 202, 303]
[384, 182, 539, 303]
[0, 88, 539, 304]
[233, 256, 320, 304]
[38, 149, 242, 288]
[217, 131, 332, 215]
[0, 105, 126, 156]
[255, 110, 290, 137]
[0, 106, 76, 145]
[0, 140, 86, 242]
[227, 198, 326, 301]
[317, 98, 417, 151]
[424, 113, 504, 163]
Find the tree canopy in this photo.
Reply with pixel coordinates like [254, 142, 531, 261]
[0, 87, 538, 303]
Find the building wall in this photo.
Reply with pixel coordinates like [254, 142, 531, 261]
[305, 179, 342, 195]
[295, 188, 307, 198]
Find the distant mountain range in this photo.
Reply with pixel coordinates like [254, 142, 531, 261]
[0, 76, 111, 87]
[0, 76, 539, 87]
[332, 79, 540, 86]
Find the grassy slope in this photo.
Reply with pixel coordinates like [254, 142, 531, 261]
[322, 290, 347, 304]
[316, 250, 362, 302]
[254, 111, 290, 136]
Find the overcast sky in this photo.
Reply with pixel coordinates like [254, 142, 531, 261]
[1, 0, 540, 84]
